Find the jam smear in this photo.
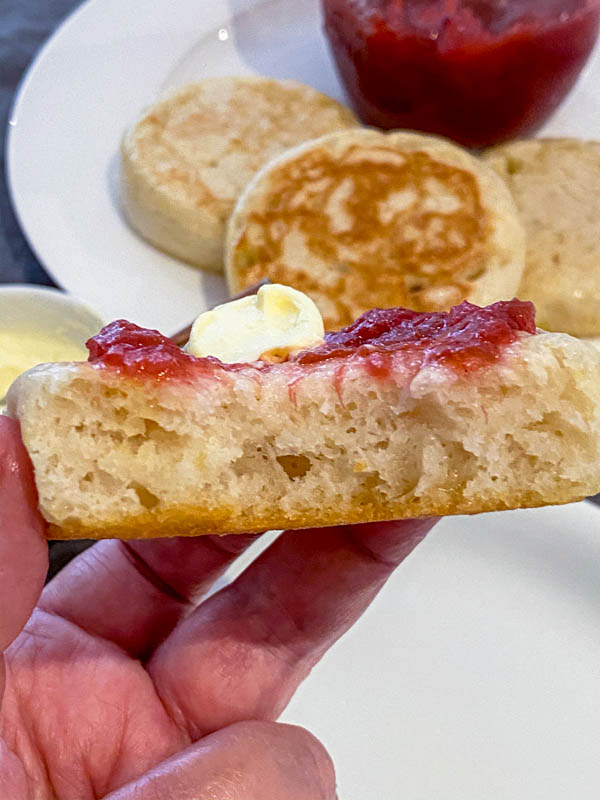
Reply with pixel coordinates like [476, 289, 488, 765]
[293, 300, 536, 373]
[88, 300, 536, 382]
[87, 320, 218, 381]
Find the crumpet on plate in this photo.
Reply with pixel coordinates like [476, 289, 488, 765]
[120, 77, 358, 272]
[484, 138, 600, 338]
[226, 129, 525, 329]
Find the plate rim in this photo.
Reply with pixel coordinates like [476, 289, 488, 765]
[5, 0, 238, 296]
[5, 0, 101, 289]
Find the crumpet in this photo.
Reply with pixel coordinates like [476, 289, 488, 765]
[225, 129, 525, 329]
[120, 77, 358, 272]
[484, 138, 600, 338]
[9, 301, 600, 539]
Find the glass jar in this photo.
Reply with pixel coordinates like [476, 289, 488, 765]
[322, 0, 600, 147]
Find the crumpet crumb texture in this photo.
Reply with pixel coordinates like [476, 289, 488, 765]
[8, 322, 600, 539]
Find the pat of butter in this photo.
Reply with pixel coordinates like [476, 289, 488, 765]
[186, 284, 325, 363]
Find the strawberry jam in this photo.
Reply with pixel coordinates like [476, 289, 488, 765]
[87, 300, 536, 381]
[293, 299, 536, 373]
[86, 320, 217, 381]
[323, 0, 600, 147]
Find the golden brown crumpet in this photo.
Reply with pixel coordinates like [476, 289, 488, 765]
[484, 138, 600, 338]
[120, 77, 358, 272]
[226, 129, 525, 329]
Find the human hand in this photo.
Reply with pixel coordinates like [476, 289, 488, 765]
[0, 416, 436, 799]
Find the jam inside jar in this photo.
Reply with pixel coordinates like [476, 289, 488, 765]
[323, 0, 600, 148]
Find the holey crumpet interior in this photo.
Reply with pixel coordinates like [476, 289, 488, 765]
[226, 129, 526, 329]
[8, 299, 600, 540]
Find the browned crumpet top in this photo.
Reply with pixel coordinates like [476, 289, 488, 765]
[226, 129, 525, 330]
[128, 78, 358, 224]
[234, 147, 487, 311]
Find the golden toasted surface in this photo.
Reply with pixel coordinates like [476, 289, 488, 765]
[120, 77, 358, 271]
[46, 488, 590, 540]
[484, 138, 600, 338]
[226, 129, 525, 329]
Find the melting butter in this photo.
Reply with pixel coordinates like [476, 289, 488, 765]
[0, 330, 88, 399]
[186, 284, 325, 363]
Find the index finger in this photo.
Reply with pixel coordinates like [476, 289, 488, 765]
[0, 417, 47, 652]
[149, 517, 437, 738]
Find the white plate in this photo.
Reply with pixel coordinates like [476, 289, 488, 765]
[7, 0, 352, 333]
[11, 0, 599, 334]
[283, 503, 600, 800]
[216, 502, 600, 800]
[7, 2, 600, 798]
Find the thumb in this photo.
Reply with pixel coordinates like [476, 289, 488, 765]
[104, 720, 336, 800]
[0, 417, 47, 654]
